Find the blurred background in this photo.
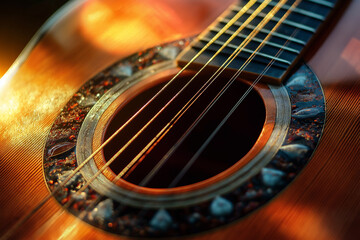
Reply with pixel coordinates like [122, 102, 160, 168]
[0, 0, 69, 77]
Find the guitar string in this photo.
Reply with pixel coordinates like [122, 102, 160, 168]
[61, 0, 294, 223]
[55, 0, 279, 213]
[72, 0, 302, 226]
[142, 0, 301, 188]
[167, 0, 328, 190]
[50, 0, 258, 193]
[27, 0, 279, 236]
[36, 0, 308, 236]
[94, 2, 324, 191]
[3, 0, 332, 237]
[72, 0, 276, 194]
[107, 0, 304, 224]
[40, 0, 322, 237]
[123, 0, 293, 185]
[63, 0, 292, 212]
[0, 1, 260, 238]
[169, 27, 302, 188]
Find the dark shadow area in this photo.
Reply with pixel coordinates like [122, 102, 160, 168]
[0, 0, 68, 76]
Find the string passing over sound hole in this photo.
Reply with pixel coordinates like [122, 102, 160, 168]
[102, 74, 266, 189]
[44, 38, 325, 238]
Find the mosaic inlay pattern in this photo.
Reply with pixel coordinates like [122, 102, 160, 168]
[43, 39, 325, 237]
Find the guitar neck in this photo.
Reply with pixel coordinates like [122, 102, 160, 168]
[177, 0, 338, 84]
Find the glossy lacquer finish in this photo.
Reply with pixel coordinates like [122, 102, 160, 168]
[0, 0, 359, 239]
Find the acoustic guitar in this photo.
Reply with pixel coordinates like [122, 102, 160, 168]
[0, 0, 359, 239]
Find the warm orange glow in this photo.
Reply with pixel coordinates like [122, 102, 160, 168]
[0, 63, 8, 79]
[341, 38, 360, 74]
[78, 0, 234, 55]
[0, 63, 72, 149]
[79, 0, 163, 54]
[265, 200, 334, 239]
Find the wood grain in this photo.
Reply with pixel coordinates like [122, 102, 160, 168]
[0, 0, 359, 239]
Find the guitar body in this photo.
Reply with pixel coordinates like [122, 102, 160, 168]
[0, 0, 359, 239]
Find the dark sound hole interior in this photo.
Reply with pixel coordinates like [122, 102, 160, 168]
[103, 72, 266, 188]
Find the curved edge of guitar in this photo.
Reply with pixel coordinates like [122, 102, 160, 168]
[0, 0, 87, 88]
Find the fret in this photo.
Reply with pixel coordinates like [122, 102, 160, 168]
[219, 19, 307, 45]
[225, 11, 317, 33]
[305, 0, 334, 8]
[196, 37, 292, 65]
[208, 27, 300, 54]
[232, 4, 325, 21]
[183, 45, 289, 71]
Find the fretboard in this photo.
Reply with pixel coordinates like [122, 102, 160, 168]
[176, 0, 339, 84]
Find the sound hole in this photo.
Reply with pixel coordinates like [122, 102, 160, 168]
[103, 72, 265, 188]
